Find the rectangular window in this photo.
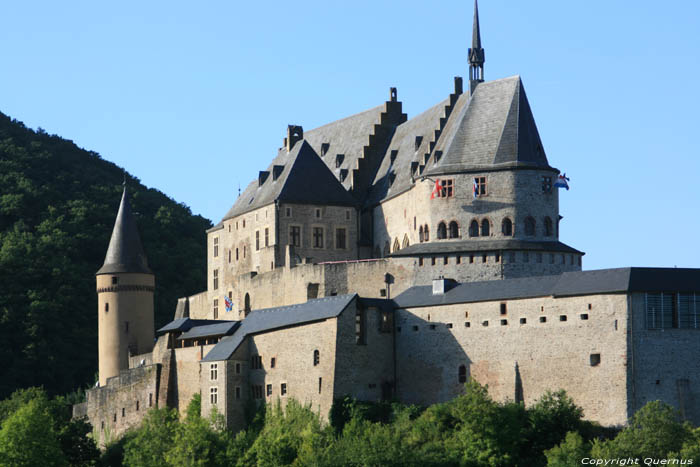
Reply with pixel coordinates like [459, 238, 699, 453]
[255, 231, 260, 251]
[289, 226, 301, 247]
[266, 384, 272, 396]
[313, 227, 324, 248]
[125, 321, 129, 333]
[355, 307, 366, 345]
[149, 393, 153, 407]
[419, 257, 424, 266]
[251, 355, 263, 369]
[210, 363, 218, 381]
[542, 176, 552, 193]
[265, 228, 269, 247]
[318, 377, 322, 394]
[336, 228, 347, 249]
[500, 303, 507, 315]
[286, 207, 291, 217]
[646, 293, 696, 329]
[315, 208, 321, 218]
[210, 387, 218, 405]
[235, 363, 241, 374]
[111, 276, 119, 285]
[438, 178, 454, 198]
[346, 210, 351, 220]
[213, 269, 219, 290]
[235, 387, 241, 400]
[281, 383, 287, 396]
[474, 176, 487, 197]
[213, 237, 219, 257]
[213, 299, 218, 319]
[251, 385, 263, 399]
[270, 357, 276, 368]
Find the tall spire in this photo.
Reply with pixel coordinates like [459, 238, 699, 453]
[468, 0, 485, 94]
[96, 187, 151, 275]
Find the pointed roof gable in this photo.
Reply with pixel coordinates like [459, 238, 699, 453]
[221, 140, 357, 222]
[427, 76, 551, 175]
[96, 189, 152, 275]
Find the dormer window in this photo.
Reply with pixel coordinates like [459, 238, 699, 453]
[390, 150, 398, 163]
[414, 136, 423, 151]
[272, 165, 284, 181]
[321, 142, 330, 156]
[335, 154, 344, 168]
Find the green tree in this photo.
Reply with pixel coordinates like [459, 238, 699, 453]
[591, 401, 693, 459]
[122, 407, 179, 467]
[545, 431, 591, 467]
[0, 398, 67, 467]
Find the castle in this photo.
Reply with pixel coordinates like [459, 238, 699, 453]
[74, 2, 700, 444]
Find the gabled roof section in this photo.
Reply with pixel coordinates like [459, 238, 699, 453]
[303, 105, 387, 192]
[177, 321, 240, 340]
[389, 239, 582, 257]
[202, 294, 357, 362]
[428, 76, 551, 175]
[221, 140, 356, 222]
[96, 188, 152, 275]
[156, 318, 224, 336]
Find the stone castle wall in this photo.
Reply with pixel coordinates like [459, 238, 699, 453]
[396, 293, 629, 426]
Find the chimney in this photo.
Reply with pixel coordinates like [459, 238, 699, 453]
[454, 76, 463, 95]
[432, 276, 457, 295]
[286, 125, 303, 152]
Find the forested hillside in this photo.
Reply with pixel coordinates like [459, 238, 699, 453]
[0, 112, 212, 399]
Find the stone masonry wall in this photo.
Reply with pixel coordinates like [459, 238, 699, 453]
[396, 293, 629, 426]
[629, 293, 700, 425]
[85, 365, 160, 447]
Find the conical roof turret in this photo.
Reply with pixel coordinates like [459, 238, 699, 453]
[96, 188, 152, 275]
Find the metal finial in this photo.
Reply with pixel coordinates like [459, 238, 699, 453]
[238, 183, 241, 198]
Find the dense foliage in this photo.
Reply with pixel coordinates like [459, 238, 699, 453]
[1, 383, 698, 466]
[0, 112, 211, 398]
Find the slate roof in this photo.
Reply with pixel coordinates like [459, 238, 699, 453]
[302, 105, 387, 192]
[427, 76, 551, 175]
[202, 294, 358, 362]
[177, 321, 240, 340]
[366, 98, 452, 205]
[393, 267, 700, 308]
[220, 140, 357, 223]
[156, 318, 225, 336]
[96, 188, 152, 275]
[390, 239, 582, 257]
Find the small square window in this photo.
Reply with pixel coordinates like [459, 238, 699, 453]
[500, 319, 508, 326]
[465, 322, 471, 328]
[111, 276, 119, 285]
[540, 316, 547, 323]
[412, 325, 419, 332]
[482, 320, 489, 327]
[520, 318, 527, 324]
[580, 314, 589, 320]
[559, 315, 567, 322]
[446, 323, 453, 329]
[590, 354, 601, 366]
[429, 324, 436, 330]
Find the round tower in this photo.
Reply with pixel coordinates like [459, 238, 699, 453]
[96, 188, 155, 386]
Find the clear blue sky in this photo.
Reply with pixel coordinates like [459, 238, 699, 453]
[2, 0, 699, 271]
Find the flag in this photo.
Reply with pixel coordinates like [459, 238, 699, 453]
[430, 179, 441, 199]
[473, 178, 479, 199]
[224, 296, 233, 312]
[554, 173, 570, 190]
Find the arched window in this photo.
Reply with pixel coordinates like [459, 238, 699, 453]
[424, 225, 429, 241]
[383, 241, 390, 257]
[502, 218, 513, 236]
[525, 217, 536, 236]
[244, 293, 251, 317]
[481, 219, 490, 237]
[437, 222, 447, 239]
[448, 221, 459, 239]
[469, 220, 479, 237]
[544, 217, 553, 237]
[458, 365, 467, 383]
[419, 226, 424, 243]
[313, 350, 320, 366]
[393, 238, 400, 252]
[402, 234, 410, 249]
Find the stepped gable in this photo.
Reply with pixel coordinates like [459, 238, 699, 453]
[365, 99, 449, 205]
[303, 96, 407, 200]
[220, 140, 356, 223]
[96, 188, 152, 275]
[366, 78, 467, 206]
[427, 76, 552, 176]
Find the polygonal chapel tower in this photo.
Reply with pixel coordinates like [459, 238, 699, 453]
[96, 188, 155, 386]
